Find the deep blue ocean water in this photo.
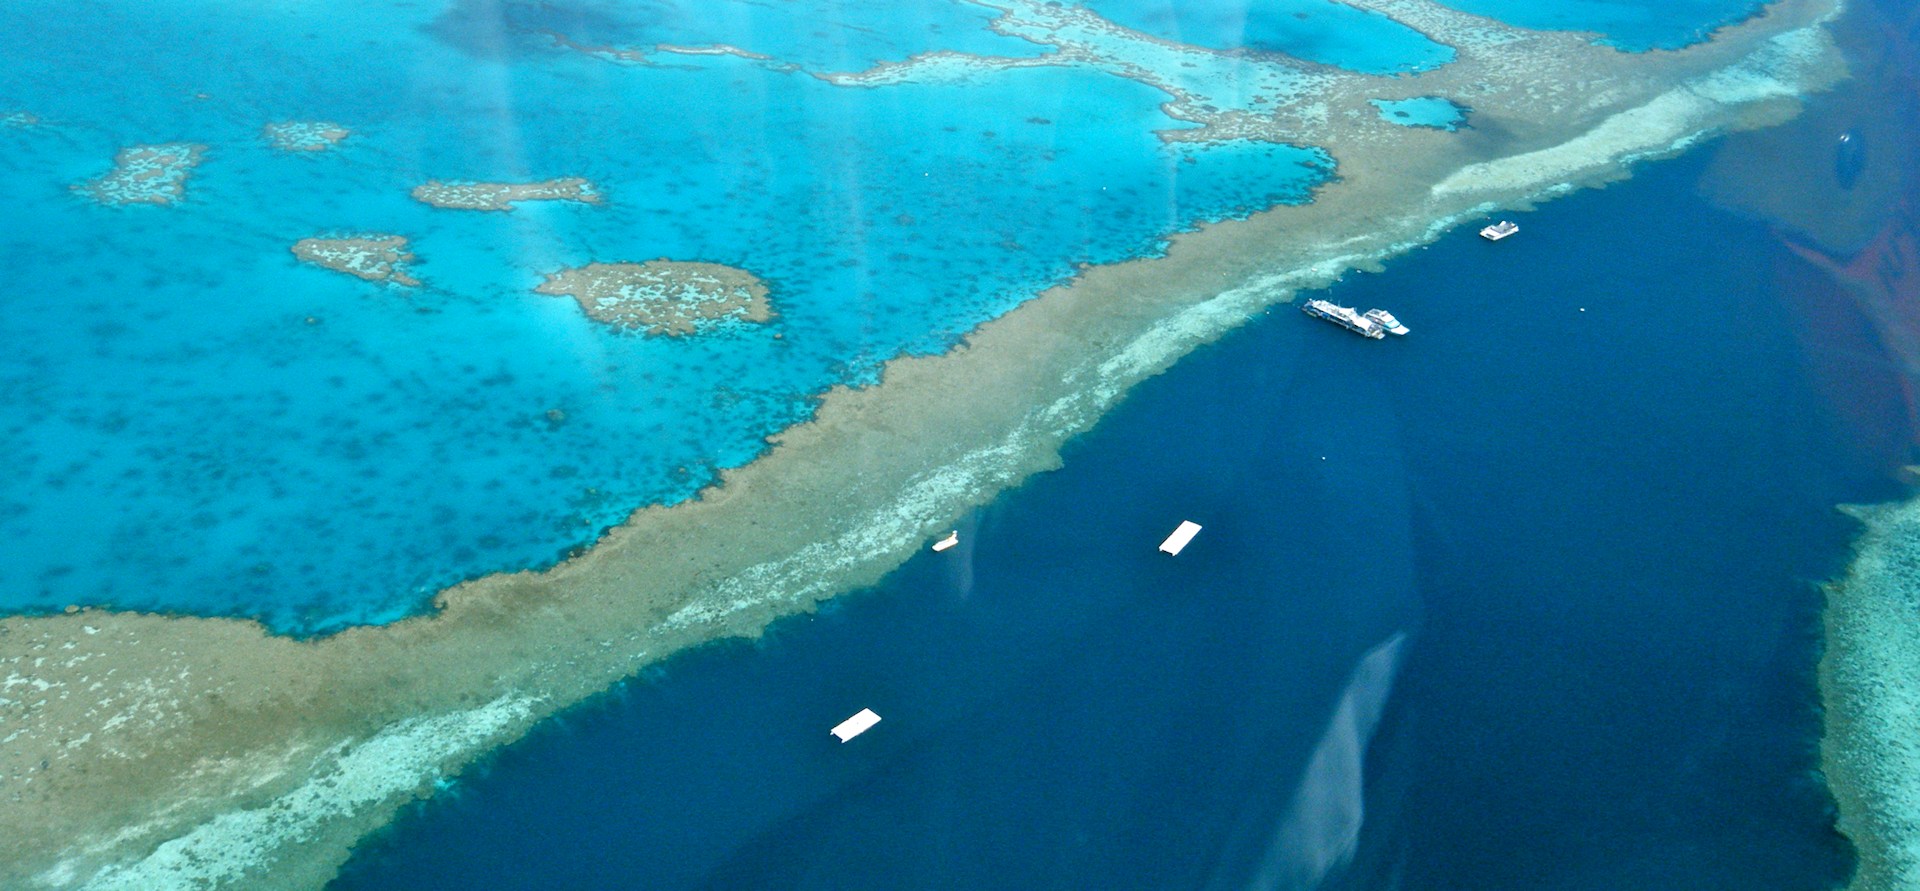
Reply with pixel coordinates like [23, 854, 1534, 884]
[329, 122, 1902, 889]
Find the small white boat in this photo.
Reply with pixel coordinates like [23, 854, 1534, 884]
[1159, 520, 1203, 556]
[1480, 220, 1519, 241]
[831, 708, 882, 742]
[1363, 309, 1409, 336]
[932, 530, 959, 552]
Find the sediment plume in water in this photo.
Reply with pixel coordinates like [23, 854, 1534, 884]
[0, 1, 1849, 887]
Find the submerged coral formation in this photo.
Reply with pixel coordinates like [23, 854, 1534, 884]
[535, 260, 772, 335]
[411, 178, 602, 211]
[291, 236, 422, 287]
[73, 143, 206, 205]
[1822, 499, 1920, 891]
[263, 121, 351, 151]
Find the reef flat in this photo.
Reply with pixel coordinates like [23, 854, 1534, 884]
[73, 144, 206, 206]
[0, 0, 1847, 887]
[1823, 499, 1920, 891]
[410, 178, 601, 211]
[290, 236, 421, 287]
[262, 121, 350, 152]
[534, 260, 772, 335]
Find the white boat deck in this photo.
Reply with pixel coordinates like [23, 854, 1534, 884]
[1159, 520, 1203, 556]
[831, 708, 882, 742]
[1302, 299, 1387, 339]
[1363, 309, 1409, 336]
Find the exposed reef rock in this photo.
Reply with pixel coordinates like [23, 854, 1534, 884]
[535, 260, 772, 335]
[291, 236, 422, 287]
[411, 178, 602, 211]
[74, 144, 206, 206]
[263, 121, 351, 152]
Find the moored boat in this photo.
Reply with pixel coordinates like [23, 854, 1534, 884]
[1301, 299, 1386, 339]
[1480, 220, 1519, 240]
[1363, 308, 1410, 335]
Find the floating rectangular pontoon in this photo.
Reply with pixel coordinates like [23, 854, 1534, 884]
[1159, 520, 1203, 556]
[831, 708, 882, 742]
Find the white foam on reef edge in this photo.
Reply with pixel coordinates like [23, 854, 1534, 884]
[49, 696, 536, 891]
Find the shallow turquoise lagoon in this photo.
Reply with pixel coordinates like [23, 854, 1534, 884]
[428, 0, 1051, 69]
[1436, 0, 1771, 50]
[1372, 97, 1469, 130]
[0, 0, 1330, 632]
[1076, 0, 1455, 73]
